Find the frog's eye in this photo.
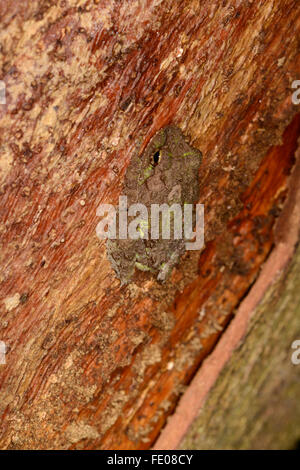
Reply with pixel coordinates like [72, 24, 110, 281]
[152, 150, 161, 167]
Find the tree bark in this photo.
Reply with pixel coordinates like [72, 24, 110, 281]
[179, 241, 300, 450]
[0, 0, 299, 449]
[155, 139, 300, 450]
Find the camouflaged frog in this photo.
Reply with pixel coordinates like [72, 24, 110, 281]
[106, 125, 202, 285]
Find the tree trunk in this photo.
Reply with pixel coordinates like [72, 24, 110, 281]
[0, 0, 299, 449]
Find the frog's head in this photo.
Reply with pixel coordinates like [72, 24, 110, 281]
[138, 125, 202, 189]
[138, 128, 167, 185]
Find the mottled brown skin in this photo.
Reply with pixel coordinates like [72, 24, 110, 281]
[107, 125, 202, 285]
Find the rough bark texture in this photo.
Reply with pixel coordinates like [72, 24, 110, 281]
[0, 0, 299, 449]
[155, 140, 300, 449]
[180, 241, 300, 450]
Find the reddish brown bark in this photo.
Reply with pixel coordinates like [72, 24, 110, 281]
[0, 0, 299, 449]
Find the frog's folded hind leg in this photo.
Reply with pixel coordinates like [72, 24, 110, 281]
[106, 238, 146, 286]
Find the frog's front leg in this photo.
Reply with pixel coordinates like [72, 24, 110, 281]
[106, 238, 137, 286]
[106, 237, 150, 286]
